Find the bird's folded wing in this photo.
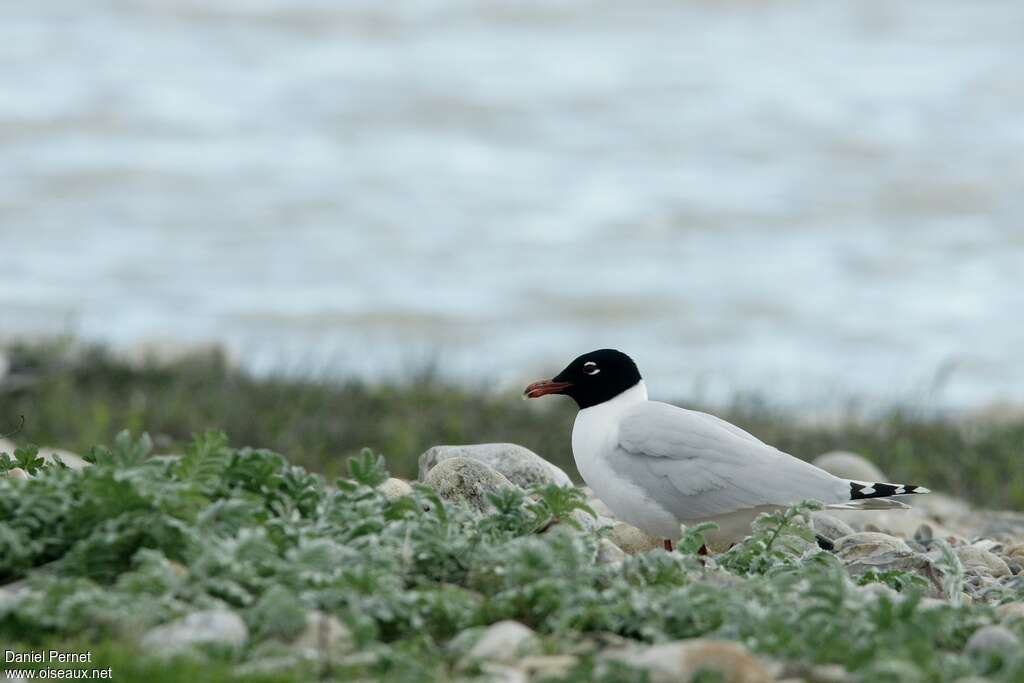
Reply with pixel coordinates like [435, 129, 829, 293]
[613, 401, 848, 519]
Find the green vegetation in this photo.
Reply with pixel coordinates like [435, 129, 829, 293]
[2, 433, 1022, 682]
[2, 340, 1024, 681]
[2, 340, 1024, 509]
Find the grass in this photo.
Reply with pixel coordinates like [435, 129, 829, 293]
[1, 339, 1023, 509]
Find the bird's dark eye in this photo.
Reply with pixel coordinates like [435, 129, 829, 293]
[583, 361, 600, 376]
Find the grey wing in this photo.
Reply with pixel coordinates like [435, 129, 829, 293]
[613, 401, 850, 519]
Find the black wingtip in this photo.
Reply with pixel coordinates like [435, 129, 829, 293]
[849, 481, 931, 500]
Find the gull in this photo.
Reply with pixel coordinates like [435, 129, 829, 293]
[524, 349, 928, 552]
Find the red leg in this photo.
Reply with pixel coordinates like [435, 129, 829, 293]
[663, 539, 674, 551]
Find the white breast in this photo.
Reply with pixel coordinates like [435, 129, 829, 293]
[571, 381, 680, 539]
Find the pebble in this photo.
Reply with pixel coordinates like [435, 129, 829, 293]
[467, 621, 539, 663]
[38, 447, 91, 470]
[812, 451, 887, 483]
[5, 467, 30, 480]
[423, 457, 517, 512]
[965, 624, 1020, 657]
[956, 547, 1011, 578]
[596, 538, 627, 564]
[834, 533, 913, 563]
[291, 610, 352, 654]
[610, 522, 663, 554]
[606, 638, 773, 683]
[419, 443, 571, 488]
[519, 654, 578, 679]
[811, 513, 855, 542]
[377, 477, 414, 499]
[140, 609, 248, 654]
[994, 602, 1024, 622]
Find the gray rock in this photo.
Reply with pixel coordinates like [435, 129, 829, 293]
[965, 624, 1020, 657]
[596, 539, 627, 564]
[141, 609, 248, 653]
[423, 457, 517, 512]
[605, 638, 773, 683]
[587, 497, 616, 519]
[610, 522, 663, 554]
[811, 513, 855, 541]
[39, 447, 91, 470]
[519, 654, 579, 680]
[957, 547, 1011, 578]
[812, 451, 887, 483]
[468, 620, 539, 662]
[834, 532, 913, 563]
[291, 610, 352, 653]
[995, 602, 1024, 622]
[419, 443, 571, 488]
[377, 478, 413, 499]
[5, 467, 29, 480]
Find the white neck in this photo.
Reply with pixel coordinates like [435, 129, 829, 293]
[581, 379, 648, 413]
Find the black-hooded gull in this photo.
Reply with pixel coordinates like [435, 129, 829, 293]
[524, 349, 929, 552]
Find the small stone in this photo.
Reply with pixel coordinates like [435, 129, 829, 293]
[995, 602, 1024, 622]
[811, 513, 855, 542]
[610, 522, 662, 554]
[914, 524, 934, 543]
[965, 625, 1020, 657]
[596, 539, 627, 564]
[519, 654, 578, 679]
[377, 478, 414, 499]
[291, 610, 352, 653]
[834, 533, 913, 563]
[588, 497, 616, 519]
[5, 467, 30, 480]
[607, 638, 773, 683]
[468, 621, 539, 663]
[477, 663, 528, 683]
[1009, 563, 1022, 576]
[1004, 543, 1024, 562]
[423, 457, 517, 513]
[419, 444, 571, 488]
[38, 447, 91, 470]
[141, 609, 248, 654]
[956, 547, 1011, 578]
[812, 451, 887, 483]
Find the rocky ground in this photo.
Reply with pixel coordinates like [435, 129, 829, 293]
[2, 435, 1024, 682]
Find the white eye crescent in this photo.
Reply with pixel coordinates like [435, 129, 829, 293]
[583, 361, 600, 375]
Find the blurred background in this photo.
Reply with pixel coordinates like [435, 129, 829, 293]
[3, 0, 1024, 415]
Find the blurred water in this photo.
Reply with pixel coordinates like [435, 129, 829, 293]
[2, 0, 1024, 410]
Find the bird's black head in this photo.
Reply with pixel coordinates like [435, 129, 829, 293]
[524, 349, 642, 409]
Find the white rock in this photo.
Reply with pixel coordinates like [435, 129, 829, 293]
[419, 443, 571, 488]
[141, 609, 248, 653]
[377, 478, 414, 499]
[38, 447, 90, 470]
[423, 457, 517, 512]
[834, 532, 913, 562]
[607, 638, 773, 683]
[468, 621, 539, 662]
[587, 497, 616, 519]
[596, 539, 627, 564]
[5, 467, 30, 480]
[812, 451, 887, 483]
[995, 602, 1024, 622]
[965, 625, 1020, 656]
[956, 547, 1011, 578]
[610, 522, 663, 554]
[811, 513, 855, 541]
[291, 610, 352, 653]
[477, 663, 529, 683]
